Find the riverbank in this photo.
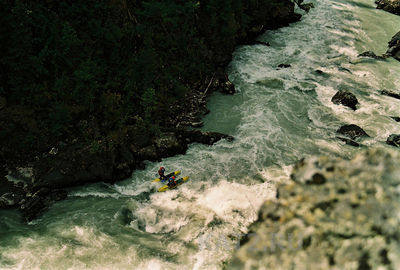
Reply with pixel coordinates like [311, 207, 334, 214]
[0, 0, 303, 221]
[229, 147, 400, 269]
[229, 1, 400, 269]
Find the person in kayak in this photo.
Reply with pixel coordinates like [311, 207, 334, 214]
[158, 167, 167, 181]
[168, 176, 176, 188]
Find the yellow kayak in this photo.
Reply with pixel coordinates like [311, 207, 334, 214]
[152, 170, 181, 182]
[158, 176, 190, 192]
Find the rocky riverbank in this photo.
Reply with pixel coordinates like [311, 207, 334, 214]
[228, 2, 400, 269]
[0, 0, 304, 221]
[376, 0, 400, 15]
[229, 148, 400, 270]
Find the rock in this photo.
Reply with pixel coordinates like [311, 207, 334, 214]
[359, 51, 377, 58]
[386, 134, 400, 147]
[20, 188, 67, 221]
[375, 0, 400, 15]
[381, 89, 400, 99]
[298, 2, 315, 12]
[337, 124, 369, 140]
[331, 90, 359, 110]
[386, 31, 400, 61]
[391, 116, 400, 122]
[221, 79, 236, 95]
[0, 192, 24, 208]
[191, 121, 204, 128]
[49, 147, 58, 155]
[250, 40, 270, 46]
[135, 145, 158, 161]
[179, 130, 234, 145]
[230, 148, 400, 270]
[337, 136, 360, 147]
[154, 132, 186, 157]
[277, 64, 291, 68]
[358, 51, 387, 60]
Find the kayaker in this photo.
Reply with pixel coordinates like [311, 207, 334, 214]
[168, 176, 176, 188]
[158, 167, 167, 181]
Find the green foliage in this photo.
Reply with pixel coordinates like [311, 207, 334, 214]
[0, 0, 291, 161]
[89, 140, 103, 154]
[141, 87, 157, 123]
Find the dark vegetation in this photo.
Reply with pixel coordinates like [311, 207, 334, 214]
[0, 0, 300, 169]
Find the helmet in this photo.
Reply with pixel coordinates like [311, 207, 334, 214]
[159, 167, 165, 172]
[171, 176, 176, 180]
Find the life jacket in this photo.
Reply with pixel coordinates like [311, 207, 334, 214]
[168, 178, 176, 187]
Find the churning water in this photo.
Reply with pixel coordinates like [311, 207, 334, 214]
[1, 0, 400, 269]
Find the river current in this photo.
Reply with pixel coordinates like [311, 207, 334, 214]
[1, 0, 400, 269]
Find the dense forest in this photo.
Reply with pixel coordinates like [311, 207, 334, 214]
[0, 0, 298, 167]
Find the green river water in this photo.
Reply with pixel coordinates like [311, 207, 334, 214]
[1, 0, 400, 269]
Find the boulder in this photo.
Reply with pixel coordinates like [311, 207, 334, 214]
[359, 51, 377, 58]
[358, 51, 387, 60]
[179, 130, 234, 145]
[230, 148, 400, 269]
[154, 132, 186, 157]
[331, 90, 358, 110]
[375, 0, 400, 15]
[277, 64, 291, 69]
[386, 31, 400, 61]
[391, 116, 400, 122]
[20, 188, 67, 221]
[381, 89, 400, 99]
[386, 134, 400, 147]
[242, 40, 270, 46]
[298, 2, 314, 12]
[337, 124, 369, 140]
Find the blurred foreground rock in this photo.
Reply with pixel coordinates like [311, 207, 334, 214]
[229, 148, 400, 270]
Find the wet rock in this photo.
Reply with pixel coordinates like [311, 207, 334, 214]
[375, 0, 400, 15]
[337, 136, 360, 147]
[0, 192, 24, 208]
[331, 90, 359, 110]
[20, 188, 67, 221]
[33, 145, 119, 191]
[191, 121, 204, 128]
[386, 134, 400, 147]
[358, 51, 387, 60]
[386, 31, 400, 61]
[359, 51, 377, 58]
[391, 116, 400, 122]
[179, 130, 234, 145]
[220, 79, 236, 95]
[244, 40, 270, 46]
[277, 64, 291, 68]
[337, 124, 369, 140]
[381, 89, 400, 99]
[295, 0, 315, 12]
[230, 148, 400, 269]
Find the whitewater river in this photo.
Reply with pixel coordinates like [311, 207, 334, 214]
[1, 0, 400, 269]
